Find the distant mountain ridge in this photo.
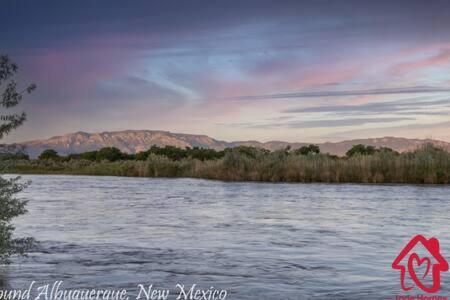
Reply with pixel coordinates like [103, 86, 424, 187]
[8, 130, 450, 158]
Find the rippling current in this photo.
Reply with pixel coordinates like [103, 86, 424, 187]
[1, 175, 450, 299]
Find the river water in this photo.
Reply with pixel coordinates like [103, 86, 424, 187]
[1, 175, 450, 299]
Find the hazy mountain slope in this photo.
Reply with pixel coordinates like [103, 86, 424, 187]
[235, 137, 450, 155]
[318, 137, 450, 156]
[16, 130, 231, 158]
[11, 130, 450, 158]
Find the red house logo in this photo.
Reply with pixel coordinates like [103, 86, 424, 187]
[392, 235, 449, 293]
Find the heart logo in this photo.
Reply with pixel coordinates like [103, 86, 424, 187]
[410, 254, 431, 279]
[408, 253, 433, 292]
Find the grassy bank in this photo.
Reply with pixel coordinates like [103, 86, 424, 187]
[2, 144, 450, 183]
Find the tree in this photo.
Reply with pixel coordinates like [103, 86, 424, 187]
[226, 146, 269, 159]
[0, 55, 35, 264]
[80, 150, 98, 161]
[187, 147, 224, 161]
[294, 144, 320, 155]
[379, 147, 398, 155]
[38, 149, 60, 160]
[346, 144, 377, 157]
[96, 147, 124, 161]
[135, 150, 149, 161]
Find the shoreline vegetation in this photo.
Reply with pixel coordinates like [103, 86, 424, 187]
[1, 143, 450, 184]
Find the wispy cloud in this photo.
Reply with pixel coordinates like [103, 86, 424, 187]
[225, 117, 413, 129]
[390, 49, 450, 75]
[235, 86, 450, 100]
[283, 97, 450, 114]
[323, 120, 450, 142]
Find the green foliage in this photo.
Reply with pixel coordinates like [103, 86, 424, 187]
[147, 154, 186, 177]
[346, 144, 398, 157]
[96, 147, 124, 162]
[225, 146, 269, 159]
[53, 145, 225, 162]
[3, 144, 450, 184]
[64, 151, 98, 161]
[38, 149, 60, 160]
[0, 177, 35, 264]
[66, 148, 133, 162]
[136, 145, 224, 161]
[294, 144, 320, 155]
[80, 150, 98, 161]
[186, 147, 224, 161]
[0, 55, 36, 139]
[346, 144, 376, 156]
[0, 54, 35, 263]
[0, 152, 29, 161]
[149, 145, 188, 160]
[378, 147, 398, 154]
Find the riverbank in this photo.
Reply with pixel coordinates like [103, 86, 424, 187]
[2, 145, 450, 184]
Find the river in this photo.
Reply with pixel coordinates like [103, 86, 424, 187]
[2, 175, 450, 299]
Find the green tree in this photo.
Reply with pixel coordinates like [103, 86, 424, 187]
[226, 146, 269, 159]
[346, 144, 377, 157]
[135, 150, 149, 161]
[379, 147, 398, 154]
[148, 145, 188, 161]
[187, 147, 224, 161]
[0, 55, 35, 264]
[294, 144, 320, 155]
[96, 147, 124, 161]
[81, 150, 98, 161]
[38, 149, 60, 160]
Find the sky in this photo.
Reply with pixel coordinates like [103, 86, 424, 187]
[1, 0, 450, 143]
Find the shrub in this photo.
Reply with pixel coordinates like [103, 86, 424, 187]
[38, 149, 60, 160]
[294, 144, 320, 155]
[96, 147, 124, 162]
[2, 143, 450, 184]
[0, 54, 36, 263]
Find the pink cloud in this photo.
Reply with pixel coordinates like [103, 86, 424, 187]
[389, 48, 450, 75]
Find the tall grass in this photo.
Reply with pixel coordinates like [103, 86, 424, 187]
[2, 144, 450, 183]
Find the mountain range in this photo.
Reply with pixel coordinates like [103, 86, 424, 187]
[7, 130, 450, 158]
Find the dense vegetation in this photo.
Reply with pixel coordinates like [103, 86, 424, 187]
[0, 55, 35, 264]
[2, 143, 450, 184]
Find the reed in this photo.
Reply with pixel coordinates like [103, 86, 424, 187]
[2, 144, 449, 184]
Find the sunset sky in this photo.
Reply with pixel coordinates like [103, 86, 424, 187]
[2, 0, 450, 143]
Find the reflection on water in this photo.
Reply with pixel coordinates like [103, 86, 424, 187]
[0, 273, 9, 290]
[2, 175, 450, 299]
